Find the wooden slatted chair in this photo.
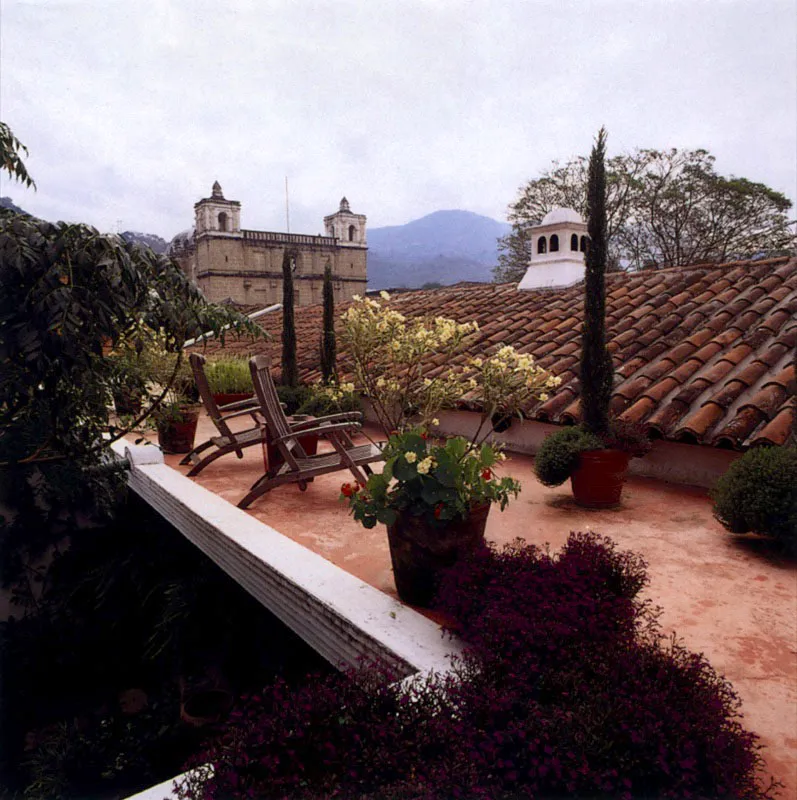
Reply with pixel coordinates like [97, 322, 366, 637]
[238, 355, 383, 509]
[180, 352, 266, 476]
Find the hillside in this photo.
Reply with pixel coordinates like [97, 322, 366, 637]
[120, 231, 169, 254]
[367, 210, 510, 289]
[0, 196, 29, 215]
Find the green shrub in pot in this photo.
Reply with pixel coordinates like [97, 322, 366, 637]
[533, 427, 604, 487]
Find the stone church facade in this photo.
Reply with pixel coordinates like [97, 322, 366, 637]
[168, 182, 367, 307]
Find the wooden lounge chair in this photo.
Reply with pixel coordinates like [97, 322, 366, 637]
[238, 355, 383, 509]
[180, 353, 266, 476]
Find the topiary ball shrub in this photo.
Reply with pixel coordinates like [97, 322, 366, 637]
[533, 426, 603, 486]
[175, 532, 779, 800]
[711, 445, 797, 549]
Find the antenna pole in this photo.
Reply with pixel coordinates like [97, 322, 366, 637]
[285, 176, 290, 233]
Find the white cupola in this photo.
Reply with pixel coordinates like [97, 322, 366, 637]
[517, 207, 589, 291]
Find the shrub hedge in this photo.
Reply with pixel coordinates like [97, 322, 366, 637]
[711, 445, 797, 549]
[176, 532, 779, 800]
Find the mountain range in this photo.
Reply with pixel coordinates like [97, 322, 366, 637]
[367, 210, 510, 289]
[0, 200, 508, 288]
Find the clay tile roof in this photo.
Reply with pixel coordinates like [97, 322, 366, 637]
[197, 256, 797, 450]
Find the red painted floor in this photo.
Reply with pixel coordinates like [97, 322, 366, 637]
[158, 414, 797, 796]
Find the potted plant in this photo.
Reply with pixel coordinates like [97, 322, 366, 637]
[345, 430, 519, 606]
[107, 333, 148, 416]
[534, 420, 651, 507]
[556, 126, 651, 508]
[139, 331, 202, 455]
[203, 356, 254, 407]
[340, 292, 559, 606]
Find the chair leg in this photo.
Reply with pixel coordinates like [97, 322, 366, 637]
[179, 439, 214, 466]
[186, 446, 232, 477]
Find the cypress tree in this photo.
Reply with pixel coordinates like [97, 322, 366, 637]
[281, 247, 298, 387]
[320, 261, 337, 383]
[580, 127, 614, 437]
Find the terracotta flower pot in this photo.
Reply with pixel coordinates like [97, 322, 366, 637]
[157, 407, 200, 454]
[387, 503, 490, 607]
[571, 449, 630, 508]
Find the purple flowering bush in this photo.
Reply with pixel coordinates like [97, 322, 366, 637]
[175, 532, 780, 800]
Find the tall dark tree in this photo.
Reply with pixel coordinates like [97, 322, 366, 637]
[281, 247, 298, 387]
[580, 127, 614, 437]
[320, 260, 337, 383]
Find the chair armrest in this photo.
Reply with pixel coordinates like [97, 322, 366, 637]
[289, 412, 362, 431]
[219, 407, 263, 423]
[272, 421, 361, 444]
[217, 397, 259, 412]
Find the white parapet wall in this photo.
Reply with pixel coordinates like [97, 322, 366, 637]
[114, 440, 465, 799]
[112, 442, 461, 677]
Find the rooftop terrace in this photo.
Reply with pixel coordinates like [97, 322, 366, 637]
[135, 411, 797, 796]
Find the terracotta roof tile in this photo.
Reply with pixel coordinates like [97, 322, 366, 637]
[198, 256, 796, 449]
[751, 405, 796, 447]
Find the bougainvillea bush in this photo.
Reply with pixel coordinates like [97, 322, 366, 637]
[175, 532, 779, 800]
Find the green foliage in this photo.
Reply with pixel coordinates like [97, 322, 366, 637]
[0, 121, 35, 189]
[281, 248, 298, 387]
[320, 261, 337, 383]
[581, 127, 614, 437]
[297, 381, 360, 417]
[534, 426, 603, 487]
[203, 356, 253, 395]
[0, 209, 262, 599]
[495, 146, 794, 281]
[275, 383, 313, 415]
[711, 446, 797, 547]
[343, 429, 520, 529]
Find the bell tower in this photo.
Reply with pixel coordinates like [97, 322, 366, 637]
[324, 196, 367, 247]
[194, 181, 242, 238]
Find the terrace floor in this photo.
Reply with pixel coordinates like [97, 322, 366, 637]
[158, 413, 797, 796]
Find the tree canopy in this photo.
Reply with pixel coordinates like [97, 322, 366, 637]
[494, 147, 794, 281]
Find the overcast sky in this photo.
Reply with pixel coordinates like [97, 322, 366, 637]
[1, 0, 795, 241]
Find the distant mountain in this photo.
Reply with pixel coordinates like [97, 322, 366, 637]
[0, 196, 29, 215]
[366, 210, 511, 289]
[120, 231, 169, 254]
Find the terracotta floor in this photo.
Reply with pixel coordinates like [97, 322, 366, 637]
[160, 414, 797, 796]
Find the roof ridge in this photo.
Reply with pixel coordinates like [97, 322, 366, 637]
[494, 255, 795, 290]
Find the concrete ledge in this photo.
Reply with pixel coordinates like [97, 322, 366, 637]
[111, 441, 461, 678]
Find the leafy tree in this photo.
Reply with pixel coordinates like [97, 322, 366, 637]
[0, 121, 35, 189]
[320, 260, 337, 383]
[280, 247, 298, 387]
[0, 122, 262, 607]
[581, 128, 613, 437]
[494, 147, 794, 281]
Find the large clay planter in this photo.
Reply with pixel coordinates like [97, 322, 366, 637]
[571, 449, 630, 508]
[157, 407, 200, 454]
[387, 503, 490, 607]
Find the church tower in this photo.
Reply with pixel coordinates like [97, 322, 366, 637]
[194, 181, 242, 238]
[517, 208, 588, 290]
[323, 197, 367, 247]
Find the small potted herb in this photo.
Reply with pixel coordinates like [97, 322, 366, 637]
[204, 356, 254, 407]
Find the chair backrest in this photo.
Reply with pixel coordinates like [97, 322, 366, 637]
[248, 355, 293, 442]
[189, 352, 235, 441]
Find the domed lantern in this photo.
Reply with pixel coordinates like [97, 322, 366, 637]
[517, 207, 589, 291]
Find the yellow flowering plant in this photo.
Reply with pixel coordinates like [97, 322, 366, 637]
[340, 293, 561, 527]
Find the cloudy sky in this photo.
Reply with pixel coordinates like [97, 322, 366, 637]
[1, 0, 795, 241]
